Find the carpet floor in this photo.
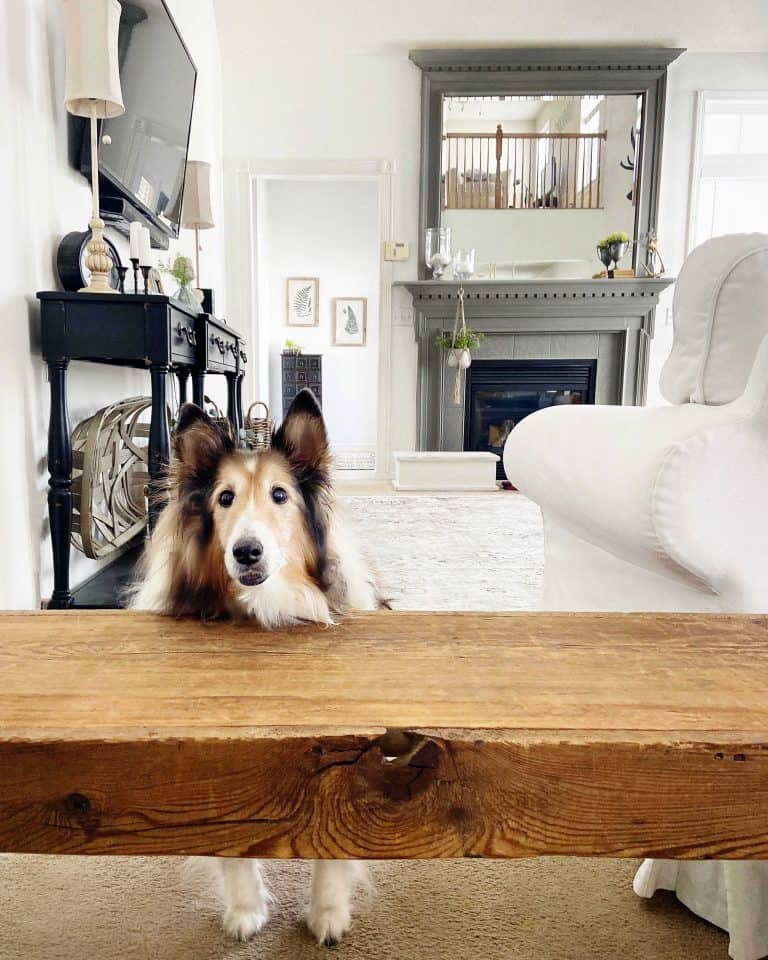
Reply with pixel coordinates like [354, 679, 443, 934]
[0, 494, 730, 960]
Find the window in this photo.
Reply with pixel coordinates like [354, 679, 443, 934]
[689, 94, 768, 249]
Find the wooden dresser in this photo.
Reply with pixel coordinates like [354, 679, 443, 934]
[281, 352, 322, 415]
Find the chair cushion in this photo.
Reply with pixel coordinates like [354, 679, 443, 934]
[660, 233, 768, 405]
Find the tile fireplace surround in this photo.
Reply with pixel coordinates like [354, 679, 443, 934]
[395, 278, 675, 452]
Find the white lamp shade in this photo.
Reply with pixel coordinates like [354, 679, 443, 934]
[61, 0, 124, 119]
[181, 160, 215, 230]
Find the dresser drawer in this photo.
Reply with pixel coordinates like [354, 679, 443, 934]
[170, 316, 197, 366]
[204, 325, 238, 373]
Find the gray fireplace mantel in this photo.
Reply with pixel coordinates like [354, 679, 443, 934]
[394, 277, 675, 452]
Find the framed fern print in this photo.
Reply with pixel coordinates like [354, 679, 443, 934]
[286, 277, 319, 327]
[332, 297, 367, 346]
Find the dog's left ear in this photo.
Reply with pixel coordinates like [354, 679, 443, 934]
[273, 389, 330, 480]
[174, 402, 235, 478]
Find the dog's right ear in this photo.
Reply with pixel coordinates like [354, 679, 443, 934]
[173, 403, 234, 477]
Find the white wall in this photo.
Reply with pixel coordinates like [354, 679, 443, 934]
[0, 0, 226, 608]
[259, 178, 380, 457]
[215, 0, 768, 465]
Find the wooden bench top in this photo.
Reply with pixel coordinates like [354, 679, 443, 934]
[1, 610, 767, 860]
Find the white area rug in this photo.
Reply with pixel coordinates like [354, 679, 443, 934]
[343, 493, 544, 610]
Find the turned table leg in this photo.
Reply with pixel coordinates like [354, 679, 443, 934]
[47, 360, 73, 609]
[226, 373, 241, 436]
[235, 372, 245, 431]
[192, 371, 205, 409]
[176, 368, 190, 406]
[148, 363, 170, 532]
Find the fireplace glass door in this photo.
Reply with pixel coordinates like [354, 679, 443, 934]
[464, 359, 597, 479]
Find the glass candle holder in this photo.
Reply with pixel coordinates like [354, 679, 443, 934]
[453, 248, 476, 282]
[425, 226, 452, 279]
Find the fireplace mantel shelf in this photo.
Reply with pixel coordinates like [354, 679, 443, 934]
[395, 277, 675, 303]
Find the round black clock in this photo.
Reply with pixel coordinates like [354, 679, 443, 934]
[56, 230, 123, 292]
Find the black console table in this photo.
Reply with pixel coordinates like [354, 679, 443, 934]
[38, 292, 247, 610]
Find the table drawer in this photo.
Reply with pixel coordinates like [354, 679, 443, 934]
[170, 317, 197, 366]
[205, 327, 238, 373]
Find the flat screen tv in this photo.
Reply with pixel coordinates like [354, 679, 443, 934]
[78, 0, 197, 242]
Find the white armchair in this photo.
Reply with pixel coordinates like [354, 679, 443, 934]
[504, 233, 768, 960]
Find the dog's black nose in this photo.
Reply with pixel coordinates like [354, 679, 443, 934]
[232, 538, 263, 567]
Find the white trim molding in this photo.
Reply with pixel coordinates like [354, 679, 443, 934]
[222, 156, 396, 478]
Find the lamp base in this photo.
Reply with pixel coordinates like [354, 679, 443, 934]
[79, 217, 118, 294]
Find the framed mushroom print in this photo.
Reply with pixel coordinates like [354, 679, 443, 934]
[332, 297, 367, 346]
[286, 277, 319, 327]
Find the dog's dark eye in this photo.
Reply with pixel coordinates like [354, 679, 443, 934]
[271, 486, 288, 505]
[219, 490, 235, 508]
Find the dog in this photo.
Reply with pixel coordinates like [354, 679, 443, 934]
[130, 389, 381, 945]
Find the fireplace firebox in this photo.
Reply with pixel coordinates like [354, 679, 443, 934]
[464, 359, 597, 479]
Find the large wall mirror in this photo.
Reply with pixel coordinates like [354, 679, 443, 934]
[411, 48, 684, 280]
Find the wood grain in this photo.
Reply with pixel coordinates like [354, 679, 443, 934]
[1, 611, 767, 860]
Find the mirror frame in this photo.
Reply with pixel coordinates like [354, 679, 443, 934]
[410, 47, 684, 279]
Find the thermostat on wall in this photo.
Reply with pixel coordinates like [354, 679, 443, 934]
[384, 241, 410, 262]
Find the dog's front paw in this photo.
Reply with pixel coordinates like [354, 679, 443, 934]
[307, 903, 352, 947]
[223, 904, 269, 941]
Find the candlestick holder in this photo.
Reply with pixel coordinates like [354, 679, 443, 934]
[116, 266, 128, 294]
[140, 265, 151, 295]
[130, 258, 140, 294]
[425, 226, 452, 280]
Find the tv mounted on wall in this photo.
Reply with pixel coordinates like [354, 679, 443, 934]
[76, 0, 197, 248]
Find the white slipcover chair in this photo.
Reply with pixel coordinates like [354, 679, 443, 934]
[503, 233, 768, 960]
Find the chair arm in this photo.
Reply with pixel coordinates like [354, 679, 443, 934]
[504, 342, 768, 595]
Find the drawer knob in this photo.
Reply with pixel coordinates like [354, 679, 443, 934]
[176, 321, 196, 347]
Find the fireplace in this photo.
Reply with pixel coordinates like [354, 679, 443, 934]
[464, 359, 597, 479]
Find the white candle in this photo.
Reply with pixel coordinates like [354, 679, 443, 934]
[139, 227, 152, 267]
[129, 222, 142, 260]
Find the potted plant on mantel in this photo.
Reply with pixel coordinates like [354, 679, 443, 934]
[596, 231, 631, 279]
[436, 327, 484, 370]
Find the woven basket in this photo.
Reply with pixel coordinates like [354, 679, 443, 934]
[242, 401, 273, 451]
[71, 397, 153, 558]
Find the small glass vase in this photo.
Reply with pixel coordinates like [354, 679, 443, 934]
[175, 281, 201, 310]
[425, 226, 452, 279]
[453, 248, 476, 282]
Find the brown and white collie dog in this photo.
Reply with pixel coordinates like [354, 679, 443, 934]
[130, 389, 381, 945]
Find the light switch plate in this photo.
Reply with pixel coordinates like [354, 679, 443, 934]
[384, 241, 410, 262]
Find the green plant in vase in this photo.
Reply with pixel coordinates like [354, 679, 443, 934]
[596, 231, 631, 278]
[162, 253, 199, 309]
[436, 327, 484, 369]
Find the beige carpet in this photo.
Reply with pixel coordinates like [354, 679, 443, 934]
[0, 855, 730, 960]
[1, 496, 732, 958]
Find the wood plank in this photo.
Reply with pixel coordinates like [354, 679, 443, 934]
[1, 611, 767, 860]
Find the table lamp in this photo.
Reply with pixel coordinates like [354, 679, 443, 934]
[61, 0, 124, 294]
[181, 160, 215, 292]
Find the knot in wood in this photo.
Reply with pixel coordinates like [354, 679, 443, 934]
[65, 792, 90, 814]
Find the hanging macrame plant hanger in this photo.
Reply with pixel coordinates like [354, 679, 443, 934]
[449, 285, 471, 404]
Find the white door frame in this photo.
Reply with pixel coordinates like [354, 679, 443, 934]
[223, 157, 396, 478]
